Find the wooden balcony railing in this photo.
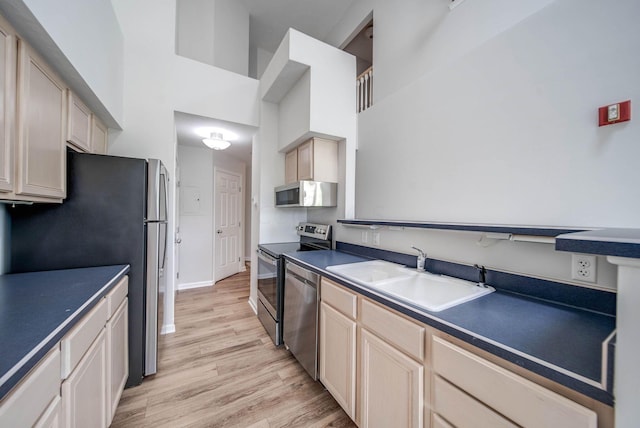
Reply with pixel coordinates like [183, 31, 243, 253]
[357, 66, 373, 113]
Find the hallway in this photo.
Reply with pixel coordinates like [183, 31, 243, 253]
[111, 267, 355, 427]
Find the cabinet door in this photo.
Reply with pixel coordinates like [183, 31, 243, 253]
[285, 149, 297, 183]
[319, 301, 356, 420]
[16, 39, 66, 199]
[106, 298, 128, 426]
[34, 396, 63, 428]
[62, 329, 107, 428]
[66, 90, 91, 152]
[91, 116, 107, 155]
[361, 328, 423, 428]
[0, 15, 16, 193]
[296, 139, 313, 180]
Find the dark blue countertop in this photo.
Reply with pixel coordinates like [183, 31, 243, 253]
[0, 265, 130, 400]
[283, 250, 615, 405]
[556, 228, 640, 258]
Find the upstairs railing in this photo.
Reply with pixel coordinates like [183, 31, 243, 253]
[357, 66, 373, 113]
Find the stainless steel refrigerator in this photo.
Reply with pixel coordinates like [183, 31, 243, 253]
[9, 150, 168, 387]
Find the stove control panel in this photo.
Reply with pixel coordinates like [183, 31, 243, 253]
[296, 222, 331, 240]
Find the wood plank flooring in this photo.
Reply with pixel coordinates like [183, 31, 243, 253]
[111, 266, 356, 428]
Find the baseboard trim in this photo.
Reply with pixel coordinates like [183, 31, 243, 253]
[248, 298, 257, 315]
[161, 324, 176, 335]
[177, 280, 213, 291]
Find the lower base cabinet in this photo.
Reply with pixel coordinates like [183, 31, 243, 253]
[0, 347, 61, 427]
[34, 395, 63, 428]
[0, 276, 128, 428]
[107, 298, 129, 425]
[360, 328, 423, 428]
[318, 276, 611, 428]
[62, 329, 107, 428]
[319, 301, 356, 420]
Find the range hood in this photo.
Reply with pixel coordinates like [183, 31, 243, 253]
[275, 181, 337, 207]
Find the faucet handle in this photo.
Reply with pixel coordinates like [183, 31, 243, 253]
[473, 264, 487, 287]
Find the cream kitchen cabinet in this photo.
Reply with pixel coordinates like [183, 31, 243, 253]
[62, 328, 108, 428]
[15, 38, 67, 201]
[66, 90, 92, 152]
[318, 275, 610, 428]
[91, 116, 108, 155]
[431, 336, 597, 428]
[0, 14, 16, 194]
[319, 278, 357, 420]
[106, 297, 128, 425]
[0, 347, 62, 427]
[284, 137, 338, 184]
[360, 299, 425, 428]
[62, 276, 128, 428]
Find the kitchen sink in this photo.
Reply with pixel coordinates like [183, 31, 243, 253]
[326, 260, 494, 312]
[326, 260, 417, 285]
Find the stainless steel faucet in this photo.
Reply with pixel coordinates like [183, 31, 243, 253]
[411, 246, 427, 271]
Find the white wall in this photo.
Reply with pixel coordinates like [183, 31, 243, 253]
[175, 0, 249, 75]
[177, 145, 214, 288]
[214, 0, 249, 76]
[176, 0, 215, 65]
[333, 0, 640, 229]
[318, 0, 639, 289]
[109, 0, 259, 332]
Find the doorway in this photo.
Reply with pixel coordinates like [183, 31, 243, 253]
[214, 168, 244, 282]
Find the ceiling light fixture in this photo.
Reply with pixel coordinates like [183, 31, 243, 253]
[202, 132, 231, 150]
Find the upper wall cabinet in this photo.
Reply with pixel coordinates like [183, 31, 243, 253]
[0, 11, 110, 203]
[16, 38, 67, 201]
[91, 116, 108, 155]
[0, 14, 16, 194]
[285, 137, 338, 184]
[67, 90, 92, 152]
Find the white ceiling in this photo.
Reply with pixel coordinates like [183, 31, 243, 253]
[175, 1, 358, 164]
[175, 112, 257, 164]
[242, 0, 358, 53]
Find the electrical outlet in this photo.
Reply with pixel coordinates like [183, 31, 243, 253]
[571, 254, 597, 283]
[361, 231, 369, 244]
[372, 232, 380, 246]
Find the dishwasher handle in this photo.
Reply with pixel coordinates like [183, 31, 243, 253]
[286, 262, 319, 287]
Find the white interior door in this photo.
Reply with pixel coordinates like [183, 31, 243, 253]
[215, 169, 242, 281]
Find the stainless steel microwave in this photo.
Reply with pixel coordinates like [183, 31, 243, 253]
[274, 181, 337, 207]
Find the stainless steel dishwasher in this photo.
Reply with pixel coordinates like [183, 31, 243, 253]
[283, 259, 320, 380]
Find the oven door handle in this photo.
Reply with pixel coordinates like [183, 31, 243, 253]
[257, 249, 278, 266]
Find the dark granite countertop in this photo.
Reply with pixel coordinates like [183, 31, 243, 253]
[283, 250, 615, 405]
[0, 265, 130, 400]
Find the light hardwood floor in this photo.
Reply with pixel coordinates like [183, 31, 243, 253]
[111, 266, 356, 428]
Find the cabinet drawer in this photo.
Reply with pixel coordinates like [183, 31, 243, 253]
[321, 277, 357, 319]
[432, 337, 597, 428]
[61, 297, 108, 379]
[106, 276, 128, 319]
[0, 346, 61, 427]
[361, 298, 425, 361]
[434, 375, 517, 428]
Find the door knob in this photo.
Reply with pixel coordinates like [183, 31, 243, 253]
[217, 229, 222, 234]
[175, 238, 182, 244]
